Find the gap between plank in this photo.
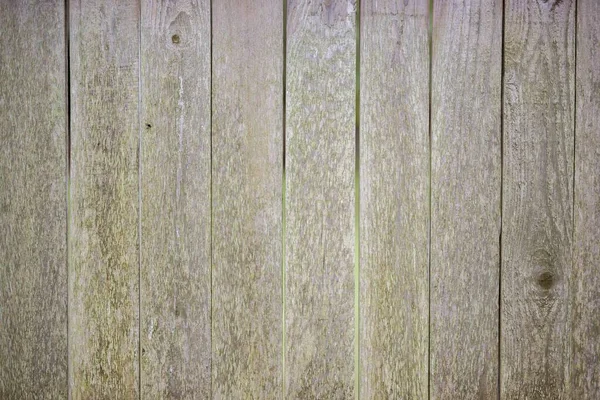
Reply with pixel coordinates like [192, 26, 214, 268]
[65, 0, 71, 398]
[282, 0, 287, 397]
[137, 0, 142, 398]
[209, 0, 214, 396]
[571, 0, 578, 290]
[354, 0, 361, 398]
[498, 0, 506, 398]
[427, 0, 433, 399]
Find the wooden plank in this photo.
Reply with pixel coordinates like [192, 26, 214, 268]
[502, 0, 575, 398]
[285, 1, 356, 397]
[211, 0, 283, 397]
[430, 1, 502, 398]
[359, 1, 429, 398]
[0, 1, 67, 397]
[140, 1, 211, 398]
[572, 0, 600, 397]
[69, 1, 140, 397]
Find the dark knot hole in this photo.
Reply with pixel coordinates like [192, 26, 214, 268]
[537, 271, 555, 290]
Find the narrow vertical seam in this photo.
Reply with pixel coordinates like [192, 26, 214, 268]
[354, 0, 361, 398]
[137, 0, 142, 398]
[571, 0, 579, 248]
[571, 0, 578, 263]
[65, 0, 71, 398]
[427, 0, 434, 399]
[570, 4, 578, 396]
[427, 1, 433, 399]
[209, 0, 214, 396]
[498, 0, 506, 398]
[282, 0, 287, 398]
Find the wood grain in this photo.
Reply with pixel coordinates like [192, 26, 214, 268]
[285, 1, 356, 397]
[0, 1, 67, 398]
[502, 0, 575, 398]
[140, 1, 211, 398]
[359, 1, 429, 398]
[430, 1, 502, 399]
[572, 0, 600, 397]
[211, 0, 283, 398]
[69, 1, 140, 398]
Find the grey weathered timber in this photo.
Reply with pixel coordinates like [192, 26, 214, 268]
[572, 0, 600, 397]
[0, 1, 67, 398]
[502, 0, 575, 398]
[359, 1, 429, 398]
[69, 1, 140, 398]
[286, 1, 356, 397]
[211, 0, 283, 398]
[140, 1, 211, 398]
[430, 1, 502, 398]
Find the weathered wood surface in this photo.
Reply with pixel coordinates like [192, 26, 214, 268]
[430, 1, 502, 399]
[69, 1, 140, 398]
[502, 0, 575, 398]
[211, 0, 283, 398]
[140, 1, 211, 398]
[572, 0, 600, 397]
[359, 0, 429, 398]
[0, 1, 67, 398]
[4, 0, 600, 398]
[286, 0, 356, 397]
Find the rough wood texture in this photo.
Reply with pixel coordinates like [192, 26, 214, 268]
[502, 0, 575, 398]
[211, 0, 283, 398]
[69, 1, 140, 398]
[430, 1, 502, 399]
[359, 1, 429, 398]
[286, 1, 356, 397]
[572, 0, 600, 397]
[140, 1, 211, 398]
[0, 1, 67, 398]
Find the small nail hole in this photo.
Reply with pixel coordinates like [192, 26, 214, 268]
[171, 34, 180, 44]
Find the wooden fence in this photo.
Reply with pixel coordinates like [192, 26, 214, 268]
[1, 0, 598, 398]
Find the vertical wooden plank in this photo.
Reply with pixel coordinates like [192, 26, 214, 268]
[572, 0, 600, 397]
[0, 1, 67, 397]
[359, 1, 429, 398]
[212, 0, 283, 398]
[502, 0, 575, 398]
[69, 0, 140, 398]
[286, 1, 356, 397]
[430, 1, 502, 398]
[140, 1, 211, 398]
